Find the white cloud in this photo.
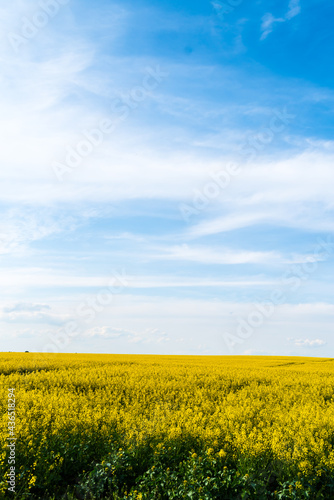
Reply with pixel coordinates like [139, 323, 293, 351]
[151, 244, 282, 264]
[286, 0, 301, 20]
[289, 338, 327, 348]
[1, 142, 333, 244]
[187, 149, 334, 237]
[188, 211, 276, 237]
[84, 326, 129, 339]
[13, 299, 334, 354]
[105, 232, 146, 242]
[149, 244, 329, 266]
[9, 328, 40, 339]
[0, 309, 65, 326]
[84, 326, 170, 344]
[260, 13, 285, 41]
[0, 8, 331, 245]
[0, 295, 332, 355]
[0, 3, 327, 222]
[3, 303, 50, 313]
[0, 208, 75, 255]
[242, 349, 271, 355]
[260, 0, 301, 40]
[0, 268, 275, 289]
[0, 302, 68, 327]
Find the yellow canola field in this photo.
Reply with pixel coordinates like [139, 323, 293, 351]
[1, 353, 334, 493]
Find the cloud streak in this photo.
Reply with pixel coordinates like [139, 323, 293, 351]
[289, 338, 327, 348]
[261, 0, 301, 40]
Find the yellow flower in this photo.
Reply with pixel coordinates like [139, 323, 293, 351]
[28, 476, 37, 488]
[2, 352, 334, 497]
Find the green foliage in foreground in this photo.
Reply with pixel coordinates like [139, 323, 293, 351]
[8, 442, 334, 500]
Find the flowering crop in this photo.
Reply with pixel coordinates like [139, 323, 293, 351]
[0, 353, 334, 498]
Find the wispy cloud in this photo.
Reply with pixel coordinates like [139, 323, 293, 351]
[260, 14, 285, 41]
[187, 149, 334, 237]
[0, 208, 75, 255]
[261, 0, 301, 40]
[3, 303, 50, 313]
[150, 244, 282, 265]
[84, 326, 170, 344]
[0, 269, 275, 289]
[150, 244, 329, 266]
[0, 305, 65, 326]
[286, 0, 301, 20]
[289, 338, 327, 348]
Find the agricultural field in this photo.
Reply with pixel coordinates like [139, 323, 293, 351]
[1, 353, 334, 499]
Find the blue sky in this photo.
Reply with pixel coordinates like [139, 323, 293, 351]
[0, 0, 333, 356]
